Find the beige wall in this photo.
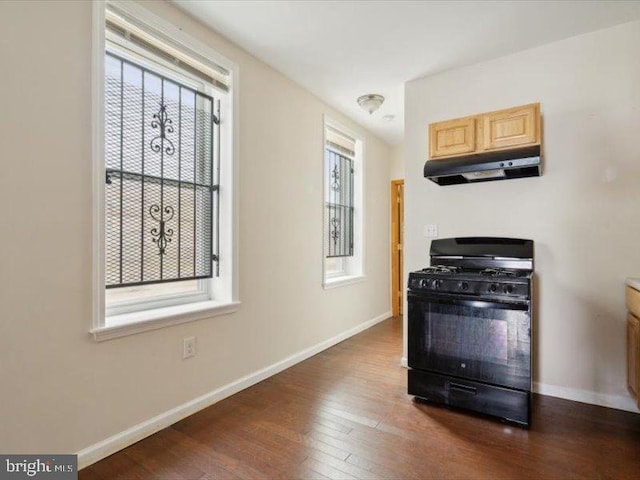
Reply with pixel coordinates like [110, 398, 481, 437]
[390, 144, 404, 181]
[0, 0, 392, 454]
[404, 21, 640, 409]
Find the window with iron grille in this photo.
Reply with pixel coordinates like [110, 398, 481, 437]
[323, 121, 363, 285]
[98, 0, 238, 322]
[324, 148, 354, 258]
[104, 52, 220, 290]
[93, 2, 237, 339]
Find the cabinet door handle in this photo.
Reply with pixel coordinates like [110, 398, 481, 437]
[450, 382, 477, 394]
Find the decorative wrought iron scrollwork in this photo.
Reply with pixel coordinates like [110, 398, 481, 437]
[330, 164, 341, 191]
[330, 217, 340, 248]
[150, 102, 175, 156]
[149, 204, 175, 255]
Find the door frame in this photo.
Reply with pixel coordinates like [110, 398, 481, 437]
[391, 179, 404, 316]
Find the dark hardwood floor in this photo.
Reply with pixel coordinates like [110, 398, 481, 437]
[80, 317, 640, 480]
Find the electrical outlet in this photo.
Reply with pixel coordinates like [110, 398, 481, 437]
[424, 224, 439, 238]
[183, 336, 196, 359]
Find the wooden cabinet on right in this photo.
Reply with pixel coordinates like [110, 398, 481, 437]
[479, 103, 540, 151]
[626, 285, 640, 407]
[628, 313, 639, 399]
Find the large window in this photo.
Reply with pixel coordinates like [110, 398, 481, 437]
[323, 121, 364, 286]
[104, 51, 218, 289]
[92, 2, 237, 339]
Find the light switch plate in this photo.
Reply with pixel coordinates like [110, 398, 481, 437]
[424, 224, 438, 237]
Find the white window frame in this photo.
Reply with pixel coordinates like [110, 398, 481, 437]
[91, 0, 240, 341]
[322, 117, 365, 289]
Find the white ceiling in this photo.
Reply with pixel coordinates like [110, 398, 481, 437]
[173, 0, 640, 145]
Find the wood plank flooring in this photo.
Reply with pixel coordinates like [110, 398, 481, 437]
[80, 317, 640, 479]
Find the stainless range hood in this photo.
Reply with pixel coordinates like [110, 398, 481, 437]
[424, 146, 541, 186]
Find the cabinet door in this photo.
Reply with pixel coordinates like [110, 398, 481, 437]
[628, 313, 640, 399]
[480, 103, 540, 151]
[429, 117, 476, 159]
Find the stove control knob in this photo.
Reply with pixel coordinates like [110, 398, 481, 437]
[431, 279, 439, 289]
[459, 281, 469, 291]
[489, 283, 498, 293]
[504, 285, 514, 294]
[419, 279, 427, 288]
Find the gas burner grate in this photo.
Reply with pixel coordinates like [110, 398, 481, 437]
[422, 265, 459, 274]
[480, 268, 518, 277]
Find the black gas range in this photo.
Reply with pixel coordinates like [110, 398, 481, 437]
[407, 237, 533, 426]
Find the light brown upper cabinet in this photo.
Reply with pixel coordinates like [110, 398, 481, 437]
[429, 116, 476, 158]
[429, 103, 541, 159]
[480, 103, 540, 151]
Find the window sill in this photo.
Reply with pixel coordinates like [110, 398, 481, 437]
[323, 274, 365, 290]
[91, 300, 240, 342]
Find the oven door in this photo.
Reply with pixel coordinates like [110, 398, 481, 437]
[408, 291, 531, 391]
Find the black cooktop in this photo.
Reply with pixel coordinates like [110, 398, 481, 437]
[419, 266, 530, 278]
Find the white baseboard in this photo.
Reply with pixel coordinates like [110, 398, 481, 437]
[77, 311, 392, 469]
[533, 382, 639, 413]
[400, 356, 408, 368]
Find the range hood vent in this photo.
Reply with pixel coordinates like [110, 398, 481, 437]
[424, 146, 541, 186]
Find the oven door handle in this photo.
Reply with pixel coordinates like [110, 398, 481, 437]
[408, 291, 529, 311]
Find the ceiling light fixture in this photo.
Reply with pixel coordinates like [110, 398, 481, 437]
[357, 94, 385, 115]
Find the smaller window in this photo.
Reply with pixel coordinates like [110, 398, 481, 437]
[323, 121, 364, 286]
[324, 148, 354, 258]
